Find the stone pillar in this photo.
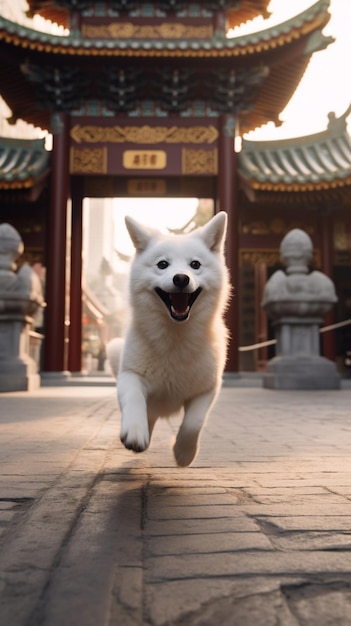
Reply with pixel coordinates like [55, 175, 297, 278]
[0, 224, 44, 392]
[218, 114, 238, 372]
[320, 211, 335, 360]
[261, 228, 340, 390]
[68, 178, 83, 373]
[43, 113, 70, 374]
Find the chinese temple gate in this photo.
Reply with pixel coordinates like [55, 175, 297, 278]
[0, 0, 338, 374]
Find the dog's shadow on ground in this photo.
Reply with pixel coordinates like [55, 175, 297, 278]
[101, 461, 201, 535]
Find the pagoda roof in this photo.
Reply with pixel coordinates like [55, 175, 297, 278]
[0, 0, 332, 133]
[0, 1, 330, 57]
[0, 137, 50, 191]
[238, 106, 351, 193]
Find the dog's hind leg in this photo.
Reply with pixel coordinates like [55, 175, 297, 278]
[118, 372, 150, 453]
[173, 389, 217, 467]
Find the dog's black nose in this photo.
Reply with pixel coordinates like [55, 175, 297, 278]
[173, 274, 190, 289]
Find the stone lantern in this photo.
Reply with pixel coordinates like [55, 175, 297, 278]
[261, 228, 340, 390]
[0, 223, 44, 391]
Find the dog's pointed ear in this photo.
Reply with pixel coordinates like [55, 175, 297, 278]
[200, 212, 227, 252]
[125, 216, 157, 253]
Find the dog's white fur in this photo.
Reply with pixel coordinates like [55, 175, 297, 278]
[108, 211, 230, 467]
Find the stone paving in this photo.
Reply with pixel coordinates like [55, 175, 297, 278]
[1, 380, 351, 625]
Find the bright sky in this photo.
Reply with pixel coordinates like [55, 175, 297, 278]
[113, 198, 200, 256]
[241, 0, 351, 140]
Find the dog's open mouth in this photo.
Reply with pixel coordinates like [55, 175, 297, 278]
[155, 287, 202, 322]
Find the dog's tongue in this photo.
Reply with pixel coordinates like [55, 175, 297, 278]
[170, 293, 189, 315]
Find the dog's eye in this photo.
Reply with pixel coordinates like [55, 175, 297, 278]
[190, 260, 201, 270]
[157, 260, 169, 270]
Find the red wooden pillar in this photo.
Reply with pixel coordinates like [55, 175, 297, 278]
[68, 178, 84, 372]
[218, 114, 239, 372]
[320, 210, 336, 360]
[43, 113, 70, 372]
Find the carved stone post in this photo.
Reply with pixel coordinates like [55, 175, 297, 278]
[261, 228, 340, 390]
[0, 224, 44, 391]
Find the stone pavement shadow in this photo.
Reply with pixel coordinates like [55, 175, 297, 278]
[102, 463, 351, 626]
[0, 392, 113, 423]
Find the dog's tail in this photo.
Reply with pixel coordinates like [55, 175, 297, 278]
[106, 337, 124, 378]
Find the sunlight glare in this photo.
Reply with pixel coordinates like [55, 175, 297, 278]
[243, 0, 351, 140]
[113, 197, 199, 256]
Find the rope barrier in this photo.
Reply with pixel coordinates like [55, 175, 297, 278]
[239, 339, 276, 352]
[319, 319, 351, 333]
[238, 318, 351, 353]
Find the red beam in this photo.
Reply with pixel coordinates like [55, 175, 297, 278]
[43, 113, 70, 372]
[218, 114, 239, 372]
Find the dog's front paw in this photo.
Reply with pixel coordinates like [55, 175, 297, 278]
[120, 420, 149, 453]
[173, 431, 199, 467]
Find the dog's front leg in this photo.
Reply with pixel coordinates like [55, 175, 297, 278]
[118, 371, 149, 453]
[173, 389, 217, 467]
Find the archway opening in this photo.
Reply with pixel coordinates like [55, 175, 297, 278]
[81, 196, 214, 373]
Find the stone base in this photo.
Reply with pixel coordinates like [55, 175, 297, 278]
[0, 357, 40, 392]
[40, 371, 72, 386]
[263, 355, 341, 390]
[0, 372, 40, 392]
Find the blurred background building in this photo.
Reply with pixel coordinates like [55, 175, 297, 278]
[0, 0, 350, 374]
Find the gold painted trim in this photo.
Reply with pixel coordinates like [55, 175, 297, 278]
[82, 23, 213, 40]
[250, 174, 351, 192]
[127, 179, 167, 195]
[122, 150, 166, 169]
[182, 148, 218, 174]
[70, 146, 107, 173]
[240, 248, 321, 268]
[1, 15, 326, 58]
[70, 124, 218, 145]
[0, 178, 34, 189]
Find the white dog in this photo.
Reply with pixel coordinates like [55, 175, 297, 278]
[108, 211, 230, 467]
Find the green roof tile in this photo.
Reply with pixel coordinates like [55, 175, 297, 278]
[239, 109, 351, 190]
[0, 137, 50, 188]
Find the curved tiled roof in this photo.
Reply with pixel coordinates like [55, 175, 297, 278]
[238, 108, 351, 192]
[1, 109, 351, 201]
[0, 0, 332, 133]
[0, 137, 50, 190]
[0, 0, 331, 57]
